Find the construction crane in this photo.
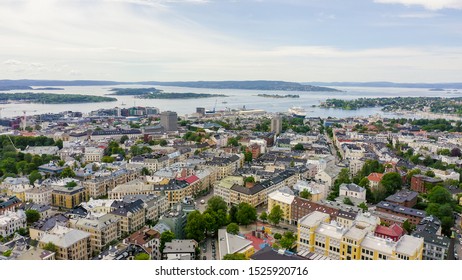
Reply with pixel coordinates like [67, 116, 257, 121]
[205, 99, 218, 114]
[12, 109, 37, 131]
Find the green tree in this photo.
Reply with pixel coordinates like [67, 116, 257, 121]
[226, 223, 240, 235]
[358, 177, 370, 188]
[425, 170, 435, 177]
[343, 197, 354, 206]
[159, 139, 168, 147]
[207, 196, 228, 213]
[25, 209, 40, 224]
[380, 172, 402, 195]
[358, 202, 368, 212]
[402, 220, 414, 234]
[428, 186, 453, 204]
[223, 253, 247, 260]
[203, 212, 218, 234]
[134, 253, 150, 260]
[28, 170, 42, 185]
[259, 211, 268, 223]
[244, 176, 255, 183]
[65, 181, 77, 188]
[101, 156, 115, 163]
[273, 233, 282, 240]
[55, 139, 63, 149]
[120, 135, 129, 144]
[60, 166, 76, 178]
[236, 203, 257, 226]
[43, 242, 58, 252]
[227, 138, 239, 147]
[244, 151, 253, 162]
[300, 189, 312, 200]
[293, 143, 304, 151]
[268, 205, 284, 226]
[141, 167, 150, 176]
[229, 205, 238, 223]
[279, 231, 297, 249]
[185, 211, 206, 242]
[160, 231, 175, 253]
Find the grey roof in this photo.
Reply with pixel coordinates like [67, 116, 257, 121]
[386, 190, 418, 204]
[251, 246, 304, 260]
[31, 214, 69, 231]
[110, 199, 145, 217]
[339, 183, 365, 193]
[230, 184, 265, 195]
[376, 201, 426, 218]
[217, 229, 253, 260]
[412, 231, 450, 248]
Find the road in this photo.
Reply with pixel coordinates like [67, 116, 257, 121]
[196, 191, 215, 213]
[200, 236, 217, 260]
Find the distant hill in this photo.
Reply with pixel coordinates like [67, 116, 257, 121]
[0, 79, 340, 92]
[143, 80, 340, 92]
[307, 81, 462, 89]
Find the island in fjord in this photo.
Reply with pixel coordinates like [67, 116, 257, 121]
[108, 87, 227, 99]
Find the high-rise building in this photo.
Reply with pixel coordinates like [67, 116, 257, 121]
[196, 107, 205, 116]
[271, 115, 282, 135]
[160, 111, 178, 132]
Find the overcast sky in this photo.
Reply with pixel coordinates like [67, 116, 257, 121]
[1, 0, 462, 82]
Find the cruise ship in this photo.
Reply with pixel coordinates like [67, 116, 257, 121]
[288, 106, 307, 118]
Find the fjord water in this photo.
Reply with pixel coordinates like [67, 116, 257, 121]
[3, 85, 462, 119]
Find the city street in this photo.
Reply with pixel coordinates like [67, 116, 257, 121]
[196, 191, 215, 213]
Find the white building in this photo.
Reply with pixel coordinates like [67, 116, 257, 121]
[339, 183, 366, 201]
[0, 210, 27, 237]
[25, 187, 53, 205]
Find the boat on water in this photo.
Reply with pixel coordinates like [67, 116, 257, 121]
[288, 106, 308, 118]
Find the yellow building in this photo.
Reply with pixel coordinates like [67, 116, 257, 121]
[297, 211, 423, 260]
[51, 185, 88, 209]
[38, 225, 91, 260]
[268, 190, 295, 224]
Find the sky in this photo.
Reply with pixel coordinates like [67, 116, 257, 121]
[1, 0, 462, 82]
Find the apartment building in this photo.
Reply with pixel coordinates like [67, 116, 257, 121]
[38, 225, 91, 260]
[51, 185, 88, 209]
[267, 190, 295, 224]
[0, 210, 26, 237]
[297, 211, 423, 261]
[70, 214, 120, 254]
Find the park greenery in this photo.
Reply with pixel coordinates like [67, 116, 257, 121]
[0, 135, 60, 179]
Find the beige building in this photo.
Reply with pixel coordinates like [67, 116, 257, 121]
[25, 187, 53, 205]
[38, 225, 91, 260]
[109, 200, 145, 235]
[70, 214, 120, 254]
[84, 147, 105, 163]
[83, 168, 140, 199]
[213, 176, 244, 205]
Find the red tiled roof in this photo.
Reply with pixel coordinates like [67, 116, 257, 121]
[367, 172, 384, 182]
[374, 224, 404, 238]
[185, 175, 199, 184]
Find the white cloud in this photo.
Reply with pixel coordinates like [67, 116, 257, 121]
[375, 0, 462, 10]
[396, 12, 441, 18]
